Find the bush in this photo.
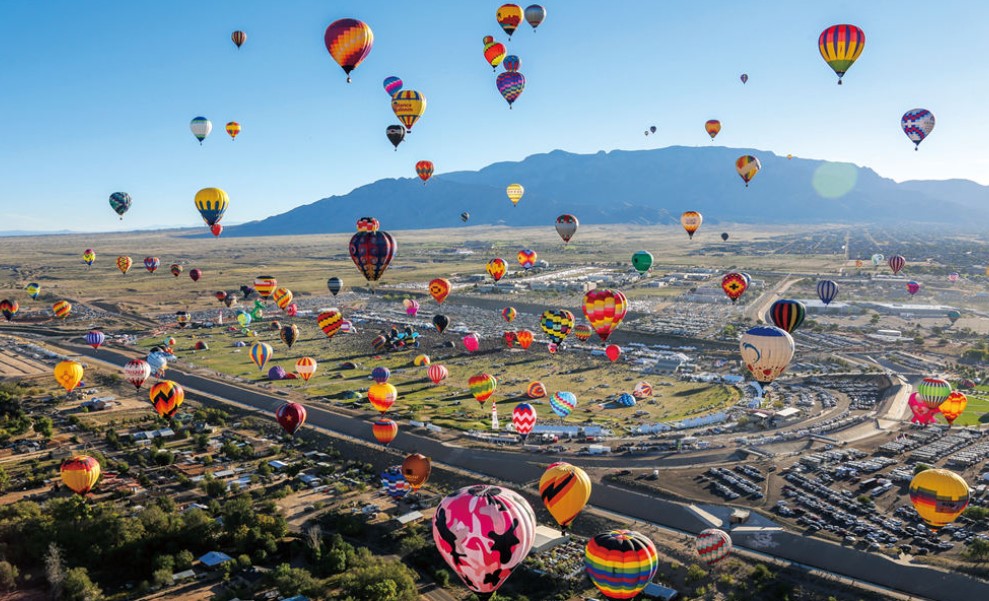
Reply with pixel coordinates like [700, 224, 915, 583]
[685, 563, 708, 584]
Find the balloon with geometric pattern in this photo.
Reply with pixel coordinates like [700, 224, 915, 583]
[696, 528, 733, 565]
[324, 19, 374, 83]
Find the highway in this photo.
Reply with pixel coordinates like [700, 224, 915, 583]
[42, 338, 989, 601]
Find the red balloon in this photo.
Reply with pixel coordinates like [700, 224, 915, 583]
[372, 418, 398, 445]
[210, 223, 223, 237]
[605, 344, 621, 362]
[275, 402, 307, 435]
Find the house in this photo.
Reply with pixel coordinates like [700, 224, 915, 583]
[197, 551, 234, 569]
[171, 569, 197, 584]
[642, 582, 679, 600]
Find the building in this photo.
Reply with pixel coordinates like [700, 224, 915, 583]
[795, 299, 860, 315]
[642, 582, 679, 600]
[197, 551, 234, 569]
[531, 525, 567, 554]
[394, 511, 424, 526]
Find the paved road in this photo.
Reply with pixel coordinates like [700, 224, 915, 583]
[48, 340, 989, 601]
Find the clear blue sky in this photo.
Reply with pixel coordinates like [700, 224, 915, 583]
[1, 1, 986, 231]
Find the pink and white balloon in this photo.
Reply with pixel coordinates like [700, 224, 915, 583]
[463, 333, 480, 352]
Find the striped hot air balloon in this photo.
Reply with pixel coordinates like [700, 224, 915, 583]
[0, 300, 18, 321]
[769, 299, 806, 333]
[632, 381, 653, 399]
[149, 380, 184, 419]
[818, 24, 865, 84]
[468, 374, 497, 404]
[526, 381, 547, 399]
[317, 308, 343, 339]
[249, 342, 272, 370]
[705, 119, 721, 140]
[909, 468, 969, 529]
[539, 462, 591, 529]
[816, 280, 839, 305]
[888, 255, 906, 275]
[324, 19, 374, 82]
[427, 364, 448, 384]
[512, 402, 536, 438]
[917, 377, 952, 409]
[52, 300, 72, 319]
[254, 276, 277, 299]
[295, 357, 318, 382]
[550, 391, 576, 418]
[696, 529, 733, 565]
[582, 289, 628, 342]
[372, 418, 398, 445]
[507, 184, 524, 207]
[60, 455, 101, 496]
[368, 382, 398, 413]
[584, 530, 659, 600]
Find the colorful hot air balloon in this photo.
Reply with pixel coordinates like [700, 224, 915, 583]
[123, 359, 151, 389]
[427, 364, 449, 384]
[368, 382, 398, 413]
[550, 391, 577, 418]
[482, 35, 507, 70]
[526, 381, 546, 398]
[937, 391, 967, 425]
[908, 392, 937, 425]
[194, 187, 229, 227]
[372, 418, 398, 445]
[386, 124, 405, 150]
[383, 76, 403, 96]
[433, 314, 449, 333]
[496, 4, 523, 39]
[272, 287, 294, 311]
[402, 453, 431, 491]
[60, 455, 101, 496]
[432, 485, 535, 596]
[429, 278, 451, 303]
[149, 380, 184, 418]
[681, 211, 702, 239]
[279, 324, 299, 348]
[907, 280, 921, 296]
[585, 530, 659, 600]
[85, 330, 105, 350]
[392, 90, 427, 131]
[512, 402, 536, 438]
[705, 120, 721, 140]
[82, 248, 96, 267]
[225, 121, 241, 140]
[381, 467, 410, 499]
[487, 258, 508, 281]
[555, 214, 579, 244]
[416, 160, 434, 184]
[496, 72, 525, 108]
[721, 272, 748, 303]
[631, 251, 653, 274]
[573, 324, 593, 342]
[525, 4, 546, 31]
[190, 117, 211, 144]
[350, 226, 397, 285]
[371, 366, 391, 384]
[819, 24, 865, 84]
[902, 109, 935, 150]
[113, 256, 131, 274]
[502, 54, 521, 72]
[888, 255, 906, 274]
[817, 280, 839, 305]
[502, 307, 517, 323]
[211, 223, 223, 237]
[918, 377, 952, 409]
[769, 299, 806, 333]
[540, 310, 574, 345]
[633, 381, 653, 399]
[517, 249, 537, 270]
[740, 326, 795, 384]
[539, 462, 591, 529]
[0, 299, 17, 321]
[516, 330, 534, 349]
[231, 30, 247, 48]
[25, 283, 40, 300]
[324, 19, 374, 82]
[252, 276, 277, 300]
[170, 264, 183, 278]
[108, 192, 131, 219]
[327, 277, 343, 296]
[909, 468, 970, 529]
[947, 310, 961, 325]
[276, 402, 307, 435]
[404, 298, 420, 317]
[582, 289, 628, 343]
[52, 300, 72, 319]
[295, 357, 318, 382]
[506, 183, 525, 207]
[735, 155, 761, 187]
[250, 342, 272, 370]
[468, 374, 497, 404]
[696, 529, 733, 565]
[54, 360, 84, 392]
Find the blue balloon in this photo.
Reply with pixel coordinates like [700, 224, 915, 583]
[816, 280, 839, 305]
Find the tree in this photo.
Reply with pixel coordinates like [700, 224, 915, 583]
[269, 563, 322, 598]
[45, 543, 66, 599]
[33, 416, 53, 439]
[0, 466, 9, 493]
[0, 560, 18, 591]
[175, 550, 195, 571]
[62, 567, 103, 601]
[152, 568, 172, 588]
[914, 463, 932, 475]
[304, 524, 323, 564]
[339, 557, 419, 601]
[965, 538, 989, 562]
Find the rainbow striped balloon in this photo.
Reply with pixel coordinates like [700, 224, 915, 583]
[550, 391, 576, 418]
[584, 530, 659, 599]
[696, 528, 732, 565]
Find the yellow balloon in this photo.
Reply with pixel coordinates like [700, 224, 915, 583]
[194, 187, 229, 227]
[539, 462, 592, 529]
[54, 360, 84, 392]
[391, 90, 427, 132]
[909, 468, 970, 529]
[506, 183, 525, 206]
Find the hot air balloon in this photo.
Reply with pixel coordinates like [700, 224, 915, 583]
[392, 90, 427, 132]
[386, 124, 405, 150]
[372, 418, 398, 445]
[231, 30, 247, 48]
[82, 249, 96, 267]
[429, 278, 451, 303]
[735, 155, 761, 187]
[948, 272, 960, 283]
[631, 251, 653, 274]
[502, 54, 521, 72]
[433, 314, 449, 333]
[506, 183, 525, 207]
[902, 109, 935, 150]
[539, 462, 592, 530]
[817, 280, 839, 305]
[512, 402, 536, 438]
[501, 307, 517, 323]
[432, 485, 535, 596]
[555, 214, 579, 244]
[170, 264, 183, 278]
[371, 366, 391, 384]
[573, 324, 593, 342]
[108, 192, 131, 219]
[705, 120, 721, 140]
[769, 299, 806, 333]
[52, 300, 72, 319]
[582, 289, 628, 342]
[272, 287, 294, 311]
[123, 359, 150, 389]
[496, 71, 525, 108]
[189, 268, 202, 282]
[194, 187, 229, 228]
[585, 530, 659, 600]
[721, 272, 748, 303]
[190, 117, 211, 144]
[416, 160, 434, 184]
[175, 311, 191, 328]
[525, 5, 546, 31]
[109, 256, 129, 276]
[907, 280, 921, 296]
[279, 324, 299, 348]
[517, 249, 537, 270]
[225, 121, 241, 140]
[324, 19, 374, 82]
[681, 211, 702, 239]
[276, 402, 307, 435]
[327, 277, 343, 296]
[468, 373, 497, 404]
[383, 76, 403, 96]
[605, 344, 621, 362]
[516, 330, 534, 349]
[0, 300, 17, 321]
[403, 298, 420, 317]
[253, 276, 275, 298]
[696, 529, 733, 565]
[633, 381, 653, 399]
[908, 392, 937, 425]
[350, 224, 397, 286]
[740, 74, 748, 84]
[84, 330, 105, 350]
[936, 391, 966, 425]
[947, 310, 961, 325]
[550, 391, 576, 418]
[402, 453, 431, 491]
[496, 4, 523, 39]
[526, 381, 546, 398]
[464, 333, 481, 352]
[482, 35, 507, 70]
[909, 468, 970, 529]
[149, 380, 184, 418]
[211, 223, 223, 237]
[918, 377, 951, 409]
[888, 255, 906, 274]
[740, 326, 795, 384]
[487, 258, 508, 281]
[427, 364, 448, 384]
[460, 212, 470, 223]
[25, 283, 40, 300]
[540, 310, 574, 345]
[60, 456, 101, 496]
[380, 467, 410, 499]
[295, 357, 317, 382]
[368, 382, 398, 413]
[54, 360, 84, 392]
[871, 253, 885, 267]
[819, 24, 865, 84]
[250, 342, 272, 370]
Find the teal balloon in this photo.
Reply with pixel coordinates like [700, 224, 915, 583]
[631, 251, 653, 274]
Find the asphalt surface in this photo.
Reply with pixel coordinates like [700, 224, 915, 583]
[53, 340, 989, 601]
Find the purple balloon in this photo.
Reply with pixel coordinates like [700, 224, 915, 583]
[268, 366, 287, 380]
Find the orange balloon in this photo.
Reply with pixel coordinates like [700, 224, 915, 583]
[429, 278, 451, 303]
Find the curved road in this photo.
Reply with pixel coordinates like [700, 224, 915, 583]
[46, 339, 989, 601]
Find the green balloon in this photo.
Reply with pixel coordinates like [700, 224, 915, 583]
[631, 250, 654, 274]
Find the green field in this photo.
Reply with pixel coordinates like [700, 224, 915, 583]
[948, 387, 989, 426]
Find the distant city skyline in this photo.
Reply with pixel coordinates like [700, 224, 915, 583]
[1, 1, 986, 231]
